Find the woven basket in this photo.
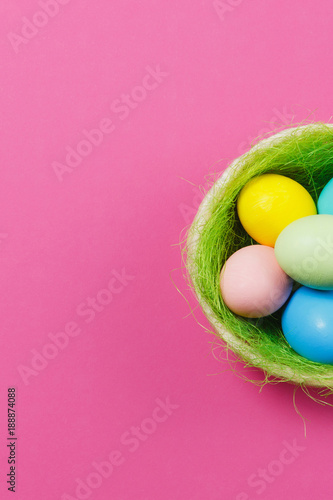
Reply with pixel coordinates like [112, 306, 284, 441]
[186, 124, 333, 389]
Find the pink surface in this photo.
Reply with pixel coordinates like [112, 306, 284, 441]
[0, 1, 332, 499]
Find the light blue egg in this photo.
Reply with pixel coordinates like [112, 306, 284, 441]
[318, 178, 333, 215]
[282, 286, 333, 364]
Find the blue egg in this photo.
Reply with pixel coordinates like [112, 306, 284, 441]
[318, 178, 333, 215]
[282, 286, 333, 364]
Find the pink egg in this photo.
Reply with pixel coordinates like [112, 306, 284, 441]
[220, 245, 293, 318]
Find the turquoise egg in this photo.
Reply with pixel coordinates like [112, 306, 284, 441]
[282, 286, 333, 364]
[275, 214, 333, 290]
[318, 178, 333, 215]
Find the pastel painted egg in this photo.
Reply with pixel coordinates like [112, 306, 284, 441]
[237, 174, 317, 246]
[318, 178, 333, 215]
[220, 245, 293, 318]
[282, 286, 333, 364]
[275, 214, 333, 290]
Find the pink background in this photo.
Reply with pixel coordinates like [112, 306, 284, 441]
[0, 1, 333, 499]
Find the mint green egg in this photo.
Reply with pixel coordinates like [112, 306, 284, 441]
[274, 214, 333, 290]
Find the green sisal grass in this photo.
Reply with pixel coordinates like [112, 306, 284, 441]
[186, 123, 333, 393]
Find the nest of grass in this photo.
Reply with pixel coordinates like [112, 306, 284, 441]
[186, 123, 333, 392]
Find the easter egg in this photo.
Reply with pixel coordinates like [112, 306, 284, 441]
[282, 286, 333, 364]
[318, 178, 333, 215]
[237, 174, 317, 246]
[275, 214, 333, 290]
[220, 245, 293, 318]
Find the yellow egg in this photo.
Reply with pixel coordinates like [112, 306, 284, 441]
[237, 174, 317, 246]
